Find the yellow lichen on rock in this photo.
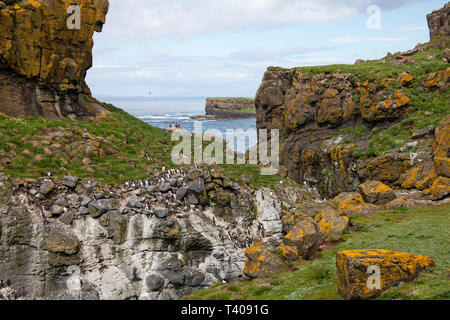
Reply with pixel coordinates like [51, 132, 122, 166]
[284, 218, 322, 260]
[336, 249, 435, 300]
[400, 164, 437, 190]
[278, 245, 299, 262]
[428, 176, 450, 200]
[424, 71, 443, 89]
[359, 181, 397, 205]
[398, 72, 414, 87]
[243, 242, 284, 278]
[314, 211, 349, 241]
[0, 0, 110, 119]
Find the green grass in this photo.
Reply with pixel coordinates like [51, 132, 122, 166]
[237, 106, 257, 114]
[0, 104, 178, 183]
[219, 164, 292, 190]
[0, 103, 297, 189]
[186, 203, 450, 300]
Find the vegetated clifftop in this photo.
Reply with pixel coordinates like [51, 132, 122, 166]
[205, 98, 256, 119]
[255, 7, 450, 199]
[0, 0, 109, 120]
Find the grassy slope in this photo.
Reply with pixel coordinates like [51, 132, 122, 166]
[187, 203, 450, 300]
[0, 103, 288, 188]
[0, 104, 177, 184]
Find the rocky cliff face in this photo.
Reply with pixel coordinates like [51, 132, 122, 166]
[255, 67, 449, 198]
[0, 170, 310, 300]
[206, 98, 256, 119]
[0, 0, 109, 120]
[257, 69, 409, 197]
[427, 2, 450, 41]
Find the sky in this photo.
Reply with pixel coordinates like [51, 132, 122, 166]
[86, 0, 448, 98]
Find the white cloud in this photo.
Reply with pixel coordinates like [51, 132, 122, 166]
[103, 0, 428, 39]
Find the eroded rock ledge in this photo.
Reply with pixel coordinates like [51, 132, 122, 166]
[0, 0, 109, 120]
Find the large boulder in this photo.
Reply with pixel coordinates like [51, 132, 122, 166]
[400, 163, 436, 190]
[283, 218, 322, 260]
[336, 249, 435, 300]
[359, 181, 396, 205]
[334, 192, 379, 218]
[314, 211, 349, 241]
[243, 242, 284, 279]
[428, 176, 450, 200]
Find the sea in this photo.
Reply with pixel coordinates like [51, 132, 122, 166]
[99, 97, 257, 153]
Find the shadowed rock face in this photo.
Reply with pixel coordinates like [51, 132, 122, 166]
[0, 0, 109, 119]
[427, 2, 450, 41]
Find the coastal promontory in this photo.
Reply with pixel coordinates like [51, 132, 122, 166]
[205, 97, 256, 119]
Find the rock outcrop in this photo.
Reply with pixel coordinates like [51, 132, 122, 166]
[255, 68, 426, 197]
[0, 0, 110, 120]
[427, 2, 450, 41]
[205, 98, 256, 119]
[0, 170, 310, 300]
[336, 249, 435, 300]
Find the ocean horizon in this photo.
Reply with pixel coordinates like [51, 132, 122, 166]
[98, 96, 257, 153]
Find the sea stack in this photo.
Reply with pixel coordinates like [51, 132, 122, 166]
[0, 0, 110, 120]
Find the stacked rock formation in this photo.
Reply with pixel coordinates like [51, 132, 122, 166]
[0, 0, 110, 119]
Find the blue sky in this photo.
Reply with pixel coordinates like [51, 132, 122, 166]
[87, 0, 448, 98]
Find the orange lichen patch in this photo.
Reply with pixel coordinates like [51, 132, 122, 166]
[284, 218, 321, 260]
[398, 72, 414, 87]
[328, 145, 352, 179]
[444, 67, 450, 83]
[335, 193, 364, 214]
[359, 181, 396, 205]
[401, 168, 420, 189]
[424, 71, 442, 88]
[400, 164, 437, 191]
[336, 249, 435, 300]
[393, 89, 410, 107]
[314, 211, 349, 240]
[243, 242, 284, 278]
[415, 169, 437, 190]
[381, 78, 395, 88]
[428, 176, 450, 200]
[278, 245, 299, 262]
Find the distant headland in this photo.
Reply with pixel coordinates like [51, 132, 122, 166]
[192, 97, 256, 120]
